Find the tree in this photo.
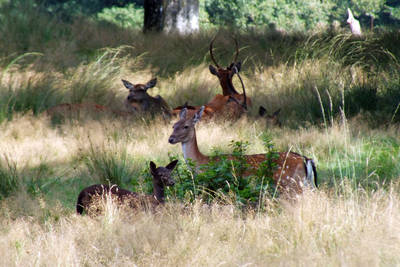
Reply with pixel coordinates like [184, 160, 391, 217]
[164, 0, 199, 34]
[351, 0, 386, 29]
[143, 0, 163, 32]
[144, 0, 199, 34]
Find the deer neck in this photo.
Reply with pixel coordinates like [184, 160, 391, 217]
[181, 131, 209, 165]
[152, 181, 164, 203]
[221, 77, 239, 96]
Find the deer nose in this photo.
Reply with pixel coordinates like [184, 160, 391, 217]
[168, 136, 176, 144]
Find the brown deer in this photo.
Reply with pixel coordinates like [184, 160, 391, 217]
[76, 160, 178, 215]
[208, 36, 251, 109]
[259, 106, 282, 127]
[168, 107, 317, 196]
[122, 78, 172, 119]
[46, 102, 131, 121]
[172, 37, 250, 121]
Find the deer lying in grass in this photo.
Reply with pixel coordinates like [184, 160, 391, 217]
[76, 160, 178, 215]
[122, 78, 172, 119]
[46, 102, 131, 120]
[172, 37, 250, 121]
[259, 106, 282, 127]
[168, 107, 317, 196]
[46, 78, 170, 121]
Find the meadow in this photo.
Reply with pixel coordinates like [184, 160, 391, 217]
[1, 2, 400, 266]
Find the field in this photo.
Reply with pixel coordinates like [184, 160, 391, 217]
[1, 2, 400, 266]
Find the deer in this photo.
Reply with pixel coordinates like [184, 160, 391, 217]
[122, 78, 172, 119]
[76, 160, 178, 215]
[172, 37, 250, 121]
[259, 106, 282, 128]
[46, 102, 132, 121]
[168, 107, 317, 196]
[347, 8, 362, 36]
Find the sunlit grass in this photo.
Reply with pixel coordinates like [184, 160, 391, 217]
[1, 187, 400, 266]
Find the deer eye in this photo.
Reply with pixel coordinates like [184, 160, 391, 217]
[184, 125, 189, 129]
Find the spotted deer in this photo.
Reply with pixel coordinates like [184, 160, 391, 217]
[76, 160, 178, 215]
[168, 107, 317, 195]
[172, 37, 250, 121]
[122, 78, 172, 119]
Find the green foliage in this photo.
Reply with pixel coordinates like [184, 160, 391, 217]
[170, 137, 278, 205]
[0, 0, 69, 55]
[35, 0, 142, 18]
[0, 157, 19, 200]
[351, 0, 386, 19]
[385, 5, 400, 21]
[97, 3, 143, 29]
[202, 0, 398, 31]
[204, 0, 334, 31]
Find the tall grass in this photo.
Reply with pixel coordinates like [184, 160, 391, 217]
[0, 156, 19, 200]
[1, 187, 400, 266]
[0, 3, 399, 265]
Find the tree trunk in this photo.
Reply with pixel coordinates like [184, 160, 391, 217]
[143, 0, 164, 32]
[164, 0, 199, 35]
[370, 16, 374, 31]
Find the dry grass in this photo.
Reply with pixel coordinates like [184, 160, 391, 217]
[0, 21, 400, 265]
[1, 187, 400, 266]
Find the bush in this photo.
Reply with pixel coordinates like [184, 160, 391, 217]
[169, 135, 278, 205]
[97, 3, 143, 29]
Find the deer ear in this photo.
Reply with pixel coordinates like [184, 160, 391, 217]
[259, 106, 267, 117]
[145, 78, 157, 90]
[193, 106, 204, 123]
[122, 79, 134, 90]
[150, 161, 157, 174]
[209, 65, 219, 77]
[166, 160, 178, 171]
[179, 107, 187, 120]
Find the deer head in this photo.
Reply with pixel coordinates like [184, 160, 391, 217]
[259, 106, 282, 127]
[208, 36, 242, 96]
[168, 106, 204, 145]
[149, 160, 178, 187]
[208, 37, 248, 111]
[122, 78, 158, 113]
[123, 78, 157, 103]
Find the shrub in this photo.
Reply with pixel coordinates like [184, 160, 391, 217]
[169, 135, 278, 205]
[97, 3, 143, 29]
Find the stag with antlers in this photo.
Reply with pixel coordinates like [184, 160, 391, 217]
[172, 37, 251, 121]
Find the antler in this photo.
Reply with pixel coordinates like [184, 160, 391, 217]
[209, 35, 220, 68]
[233, 66, 247, 110]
